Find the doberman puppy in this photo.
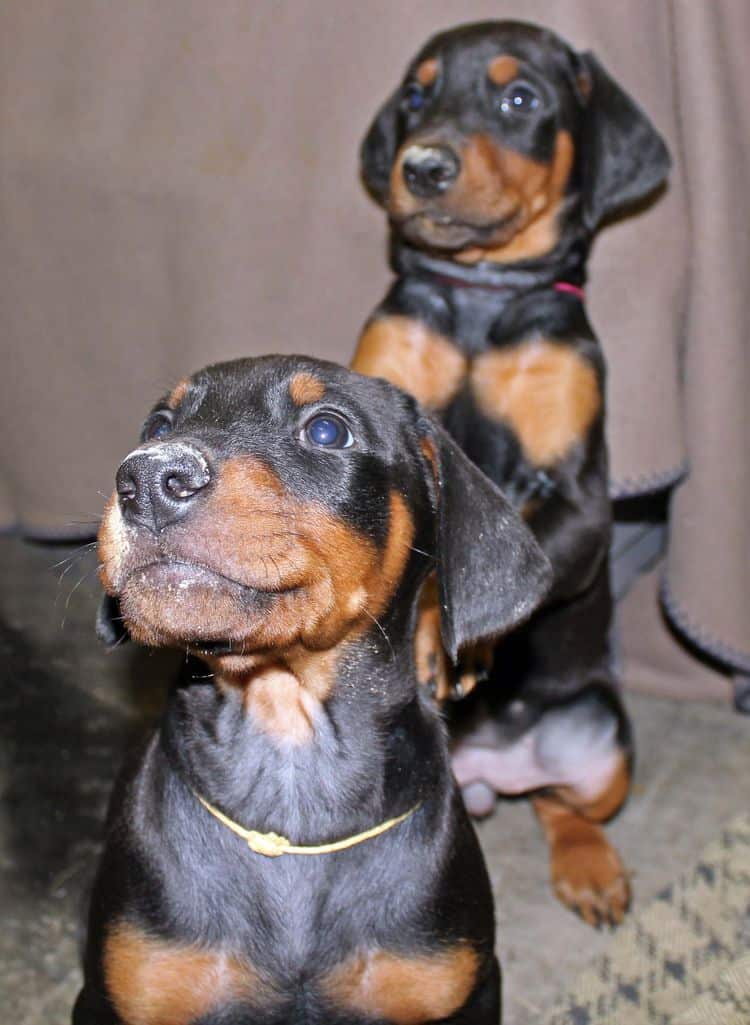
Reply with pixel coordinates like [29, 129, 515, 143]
[74, 356, 550, 1025]
[352, 20, 671, 926]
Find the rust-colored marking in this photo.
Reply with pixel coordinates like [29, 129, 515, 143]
[168, 378, 191, 409]
[104, 922, 265, 1025]
[418, 436, 439, 486]
[106, 453, 414, 728]
[576, 70, 593, 103]
[469, 338, 600, 466]
[323, 945, 479, 1024]
[532, 754, 631, 926]
[415, 57, 439, 87]
[352, 316, 467, 410]
[289, 372, 325, 407]
[455, 642, 494, 699]
[533, 792, 630, 927]
[245, 665, 318, 744]
[388, 125, 575, 264]
[455, 130, 575, 264]
[487, 54, 519, 86]
[97, 492, 129, 595]
[243, 649, 340, 745]
[415, 575, 452, 700]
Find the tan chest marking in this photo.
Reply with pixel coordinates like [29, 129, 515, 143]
[470, 338, 600, 466]
[352, 316, 467, 411]
[104, 922, 267, 1025]
[244, 657, 333, 746]
[322, 945, 479, 1024]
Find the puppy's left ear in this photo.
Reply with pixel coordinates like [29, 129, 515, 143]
[576, 51, 671, 231]
[419, 419, 552, 662]
[360, 88, 402, 205]
[96, 593, 130, 647]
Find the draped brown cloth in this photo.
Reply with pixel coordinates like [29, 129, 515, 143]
[1, 2, 746, 701]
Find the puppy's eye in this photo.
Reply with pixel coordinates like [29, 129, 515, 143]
[403, 83, 425, 112]
[303, 414, 353, 450]
[499, 84, 540, 115]
[143, 412, 173, 442]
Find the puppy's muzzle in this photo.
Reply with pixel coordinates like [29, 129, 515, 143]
[402, 144, 461, 198]
[116, 442, 210, 532]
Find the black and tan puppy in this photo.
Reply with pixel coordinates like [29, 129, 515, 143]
[73, 356, 550, 1025]
[353, 20, 671, 926]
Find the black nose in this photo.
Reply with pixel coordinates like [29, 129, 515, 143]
[116, 443, 210, 532]
[402, 144, 460, 198]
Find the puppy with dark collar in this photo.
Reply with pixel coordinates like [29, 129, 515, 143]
[353, 20, 671, 926]
[74, 356, 550, 1024]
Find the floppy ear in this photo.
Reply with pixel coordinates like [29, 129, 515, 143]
[96, 593, 130, 647]
[577, 51, 671, 231]
[419, 418, 552, 662]
[360, 88, 402, 205]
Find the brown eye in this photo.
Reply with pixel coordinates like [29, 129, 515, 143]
[143, 412, 173, 442]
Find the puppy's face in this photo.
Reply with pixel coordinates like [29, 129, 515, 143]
[387, 24, 581, 257]
[98, 356, 551, 672]
[98, 358, 427, 660]
[362, 20, 670, 260]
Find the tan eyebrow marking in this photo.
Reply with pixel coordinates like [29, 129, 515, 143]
[415, 57, 440, 87]
[487, 55, 519, 86]
[167, 378, 191, 409]
[288, 372, 326, 406]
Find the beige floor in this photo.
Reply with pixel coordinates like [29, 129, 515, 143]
[1, 536, 747, 1024]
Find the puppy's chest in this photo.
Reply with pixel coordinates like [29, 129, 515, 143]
[461, 334, 601, 469]
[364, 284, 601, 472]
[106, 845, 477, 1025]
[451, 296, 601, 469]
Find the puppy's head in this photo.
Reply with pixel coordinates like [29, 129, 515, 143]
[98, 357, 550, 672]
[362, 20, 670, 261]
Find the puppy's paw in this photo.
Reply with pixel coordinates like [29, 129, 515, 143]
[415, 598, 453, 701]
[452, 642, 494, 700]
[549, 823, 630, 928]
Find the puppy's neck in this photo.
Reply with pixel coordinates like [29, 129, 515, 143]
[161, 609, 443, 841]
[391, 206, 588, 295]
[205, 644, 351, 748]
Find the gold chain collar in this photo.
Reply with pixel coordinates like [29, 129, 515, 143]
[195, 792, 421, 858]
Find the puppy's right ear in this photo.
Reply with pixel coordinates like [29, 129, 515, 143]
[96, 593, 130, 647]
[418, 418, 552, 662]
[360, 88, 402, 205]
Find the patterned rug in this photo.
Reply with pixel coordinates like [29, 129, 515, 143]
[544, 813, 750, 1025]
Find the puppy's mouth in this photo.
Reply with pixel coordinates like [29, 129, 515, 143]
[397, 208, 524, 252]
[116, 559, 288, 648]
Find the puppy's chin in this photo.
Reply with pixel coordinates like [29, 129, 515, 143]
[117, 561, 272, 648]
[396, 209, 524, 254]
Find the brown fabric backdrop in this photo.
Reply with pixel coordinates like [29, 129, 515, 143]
[0, 1, 746, 697]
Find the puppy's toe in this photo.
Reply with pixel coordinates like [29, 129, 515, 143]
[550, 826, 631, 929]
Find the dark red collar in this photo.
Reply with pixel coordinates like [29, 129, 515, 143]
[552, 281, 586, 301]
[428, 269, 585, 301]
[393, 240, 588, 302]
